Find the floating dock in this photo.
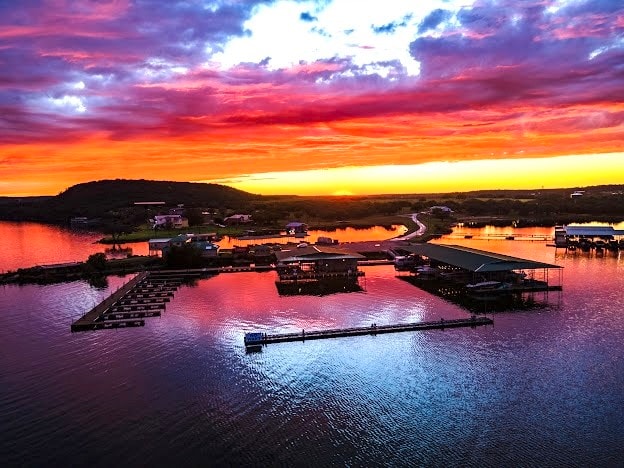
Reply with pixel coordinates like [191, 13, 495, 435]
[71, 270, 186, 332]
[244, 316, 493, 348]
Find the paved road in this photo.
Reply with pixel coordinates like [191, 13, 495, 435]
[391, 213, 426, 241]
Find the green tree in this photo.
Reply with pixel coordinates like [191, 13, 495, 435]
[185, 207, 205, 227]
[101, 221, 134, 242]
[164, 244, 204, 269]
[86, 253, 107, 271]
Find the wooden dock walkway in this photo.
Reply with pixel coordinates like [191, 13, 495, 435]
[244, 316, 493, 347]
[71, 270, 185, 332]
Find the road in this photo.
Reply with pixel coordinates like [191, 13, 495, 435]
[391, 213, 426, 241]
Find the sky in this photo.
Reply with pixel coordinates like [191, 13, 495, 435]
[1, 0, 623, 197]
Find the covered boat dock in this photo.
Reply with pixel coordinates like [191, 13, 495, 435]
[400, 243, 562, 295]
[554, 225, 624, 251]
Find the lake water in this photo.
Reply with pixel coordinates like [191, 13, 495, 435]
[1, 222, 623, 466]
[0, 222, 148, 272]
[216, 224, 407, 249]
[0, 222, 406, 271]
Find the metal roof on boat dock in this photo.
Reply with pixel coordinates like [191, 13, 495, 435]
[403, 244, 561, 272]
[563, 225, 624, 237]
[275, 245, 365, 263]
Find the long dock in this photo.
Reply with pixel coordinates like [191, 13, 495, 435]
[244, 316, 493, 347]
[71, 270, 185, 332]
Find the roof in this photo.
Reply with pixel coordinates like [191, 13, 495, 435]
[403, 243, 561, 272]
[564, 225, 624, 237]
[286, 221, 307, 227]
[275, 245, 365, 263]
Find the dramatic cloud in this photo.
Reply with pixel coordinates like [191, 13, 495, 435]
[1, 0, 623, 195]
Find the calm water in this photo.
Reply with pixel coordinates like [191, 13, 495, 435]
[217, 224, 407, 249]
[0, 222, 148, 272]
[0, 222, 405, 271]
[1, 223, 623, 466]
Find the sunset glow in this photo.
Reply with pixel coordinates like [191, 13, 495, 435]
[1, 0, 623, 196]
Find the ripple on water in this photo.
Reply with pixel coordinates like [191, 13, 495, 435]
[2, 241, 624, 466]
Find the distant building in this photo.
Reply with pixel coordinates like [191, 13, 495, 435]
[275, 245, 364, 276]
[274, 245, 365, 295]
[250, 244, 274, 264]
[193, 241, 219, 258]
[148, 238, 173, 254]
[134, 201, 166, 206]
[286, 221, 308, 234]
[428, 205, 453, 213]
[168, 206, 185, 216]
[148, 233, 218, 258]
[152, 214, 189, 229]
[570, 191, 585, 199]
[224, 214, 253, 225]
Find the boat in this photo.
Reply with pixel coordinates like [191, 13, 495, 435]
[394, 254, 420, 271]
[244, 332, 264, 352]
[414, 266, 440, 279]
[465, 281, 509, 292]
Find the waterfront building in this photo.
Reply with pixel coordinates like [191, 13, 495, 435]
[285, 221, 308, 235]
[275, 245, 364, 278]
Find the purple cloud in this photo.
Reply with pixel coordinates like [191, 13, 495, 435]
[418, 9, 452, 33]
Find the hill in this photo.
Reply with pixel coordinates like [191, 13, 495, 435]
[0, 179, 257, 224]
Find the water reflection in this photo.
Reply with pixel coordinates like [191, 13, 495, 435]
[216, 225, 406, 249]
[0, 221, 148, 271]
[275, 278, 365, 296]
[2, 230, 624, 465]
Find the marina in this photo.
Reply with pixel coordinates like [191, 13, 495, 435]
[3, 220, 624, 467]
[70, 241, 566, 332]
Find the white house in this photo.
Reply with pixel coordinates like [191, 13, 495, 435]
[152, 214, 189, 229]
[428, 205, 453, 213]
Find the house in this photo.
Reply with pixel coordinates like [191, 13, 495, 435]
[148, 238, 173, 254]
[192, 241, 219, 258]
[428, 205, 453, 214]
[168, 233, 193, 247]
[148, 233, 219, 256]
[224, 214, 253, 225]
[152, 214, 189, 229]
[570, 191, 584, 199]
[286, 221, 308, 235]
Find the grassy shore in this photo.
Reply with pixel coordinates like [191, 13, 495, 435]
[99, 215, 418, 244]
[417, 214, 454, 241]
[98, 225, 246, 244]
